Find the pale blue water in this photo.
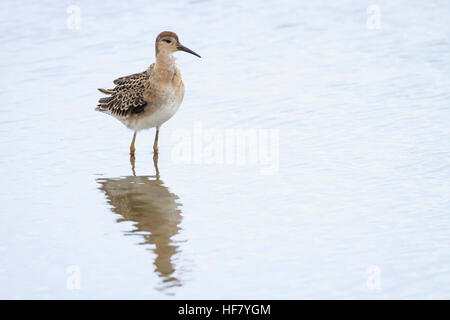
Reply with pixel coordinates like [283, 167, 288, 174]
[0, 0, 449, 299]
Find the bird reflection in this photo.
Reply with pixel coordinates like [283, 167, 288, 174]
[96, 155, 183, 292]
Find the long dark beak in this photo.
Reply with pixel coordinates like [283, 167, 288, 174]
[177, 44, 201, 58]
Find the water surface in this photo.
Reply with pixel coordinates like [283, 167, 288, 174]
[0, 0, 449, 298]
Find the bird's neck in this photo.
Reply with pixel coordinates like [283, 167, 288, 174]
[154, 53, 176, 81]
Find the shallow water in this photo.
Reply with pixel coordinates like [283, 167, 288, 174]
[0, 0, 450, 299]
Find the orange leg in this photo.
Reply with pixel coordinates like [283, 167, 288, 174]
[130, 131, 137, 155]
[153, 128, 159, 154]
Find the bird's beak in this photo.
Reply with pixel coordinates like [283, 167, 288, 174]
[177, 44, 201, 58]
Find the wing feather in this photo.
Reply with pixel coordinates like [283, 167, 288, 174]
[96, 71, 149, 117]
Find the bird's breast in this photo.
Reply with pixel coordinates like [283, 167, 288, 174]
[129, 81, 183, 131]
[152, 89, 183, 127]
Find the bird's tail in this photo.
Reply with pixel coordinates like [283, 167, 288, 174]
[98, 88, 114, 94]
[95, 88, 114, 112]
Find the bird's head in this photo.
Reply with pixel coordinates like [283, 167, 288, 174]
[155, 31, 201, 58]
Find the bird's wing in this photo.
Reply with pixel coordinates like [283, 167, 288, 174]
[96, 65, 154, 117]
[112, 72, 146, 86]
[113, 63, 155, 85]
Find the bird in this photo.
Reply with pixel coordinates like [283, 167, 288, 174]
[95, 31, 201, 156]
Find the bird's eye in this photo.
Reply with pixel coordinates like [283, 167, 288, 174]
[164, 39, 171, 44]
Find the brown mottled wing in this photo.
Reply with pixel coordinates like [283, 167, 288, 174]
[96, 71, 149, 117]
[113, 72, 146, 85]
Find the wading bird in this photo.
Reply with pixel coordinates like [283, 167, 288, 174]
[95, 31, 200, 155]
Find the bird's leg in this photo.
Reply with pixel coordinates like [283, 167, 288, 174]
[153, 153, 160, 180]
[130, 131, 137, 155]
[153, 127, 159, 154]
[130, 154, 136, 176]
